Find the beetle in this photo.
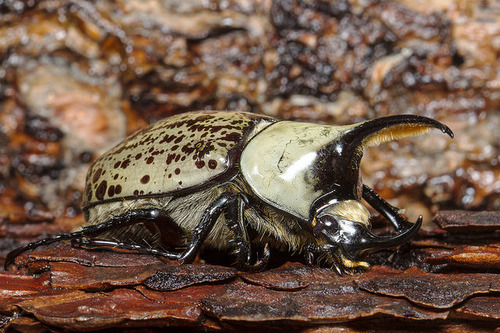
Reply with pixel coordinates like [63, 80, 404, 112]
[6, 110, 453, 273]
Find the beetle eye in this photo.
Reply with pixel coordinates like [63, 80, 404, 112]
[313, 214, 339, 237]
[321, 215, 339, 231]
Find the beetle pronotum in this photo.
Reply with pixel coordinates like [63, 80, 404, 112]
[6, 111, 453, 273]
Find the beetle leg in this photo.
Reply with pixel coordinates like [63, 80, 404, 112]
[362, 184, 415, 231]
[4, 208, 177, 269]
[304, 243, 344, 275]
[224, 193, 252, 269]
[177, 192, 237, 264]
[305, 245, 315, 266]
[76, 193, 267, 268]
[70, 238, 182, 259]
[249, 243, 270, 272]
[76, 198, 236, 263]
[223, 194, 271, 271]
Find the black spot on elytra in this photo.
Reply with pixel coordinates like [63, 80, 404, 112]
[159, 134, 176, 144]
[174, 168, 180, 175]
[114, 161, 121, 169]
[181, 144, 195, 155]
[166, 154, 176, 165]
[135, 153, 142, 160]
[146, 156, 154, 164]
[114, 174, 119, 180]
[220, 132, 241, 142]
[115, 185, 122, 194]
[174, 135, 185, 144]
[121, 159, 131, 169]
[141, 175, 150, 184]
[208, 159, 217, 169]
[92, 168, 103, 183]
[96, 180, 107, 200]
[108, 185, 115, 197]
[195, 160, 205, 169]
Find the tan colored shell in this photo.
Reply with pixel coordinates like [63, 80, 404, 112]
[83, 111, 276, 208]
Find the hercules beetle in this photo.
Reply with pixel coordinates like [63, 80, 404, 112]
[6, 111, 453, 273]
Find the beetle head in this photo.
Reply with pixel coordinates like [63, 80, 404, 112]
[311, 199, 421, 263]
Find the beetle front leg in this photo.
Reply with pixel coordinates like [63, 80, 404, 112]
[362, 184, 421, 231]
[304, 243, 344, 275]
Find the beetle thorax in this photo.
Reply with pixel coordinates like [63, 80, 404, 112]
[240, 121, 356, 220]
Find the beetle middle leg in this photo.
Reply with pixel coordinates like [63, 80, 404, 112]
[97, 192, 268, 265]
[224, 194, 270, 270]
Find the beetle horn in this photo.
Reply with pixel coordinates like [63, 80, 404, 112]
[367, 214, 422, 248]
[341, 215, 422, 259]
[337, 115, 453, 174]
[328, 115, 453, 192]
[341, 114, 454, 152]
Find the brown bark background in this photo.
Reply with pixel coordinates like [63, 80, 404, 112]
[0, 0, 499, 331]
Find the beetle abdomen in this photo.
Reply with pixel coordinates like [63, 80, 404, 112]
[84, 175, 312, 253]
[83, 111, 275, 209]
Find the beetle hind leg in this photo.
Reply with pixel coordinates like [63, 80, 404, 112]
[70, 238, 182, 259]
[74, 192, 249, 264]
[64, 194, 239, 263]
[4, 208, 184, 269]
[73, 208, 185, 261]
[5, 193, 267, 270]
